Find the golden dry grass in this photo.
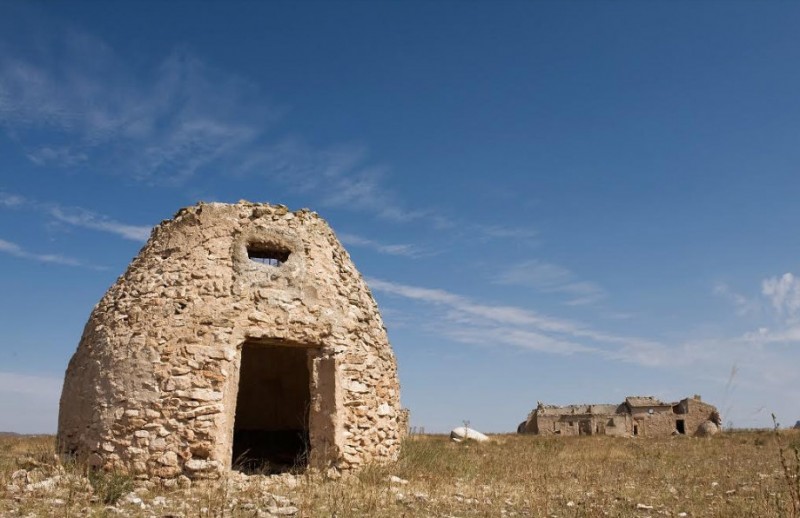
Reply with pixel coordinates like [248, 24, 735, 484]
[1, 430, 799, 517]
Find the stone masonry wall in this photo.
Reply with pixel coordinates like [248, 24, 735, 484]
[521, 397, 720, 438]
[57, 202, 402, 480]
[630, 406, 676, 437]
[680, 399, 720, 435]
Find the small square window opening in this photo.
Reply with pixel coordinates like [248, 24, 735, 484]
[248, 245, 290, 267]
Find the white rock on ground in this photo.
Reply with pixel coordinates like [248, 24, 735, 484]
[449, 427, 489, 442]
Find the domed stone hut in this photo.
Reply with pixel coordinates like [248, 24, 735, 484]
[57, 202, 402, 479]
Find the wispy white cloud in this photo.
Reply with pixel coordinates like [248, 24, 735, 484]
[368, 276, 800, 426]
[676, 334, 800, 419]
[243, 138, 426, 222]
[0, 22, 557, 236]
[650, 275, 800, 419]
[442, 326, 594, 355]
[26, 146, 88, 167]
[762, 273, 800, 321]
[0, 237, 91, 267]
[367, 277, 663, 363]
[704, 273, 800, 370]
[0, 192, 26, 207]
[715, 273, 800, 324]
[0, 191, 151, 242]
[0, 26, 432, 223]
[495, 259, 606, 306]
[0, 35, 271, 184]
[713, 281, 759, 316]
[1, 18, 620, 253]
[339, 232, 424, 258]
[48, 206, 150, 242]
[560, 282, 606, 306]
[741, 323, 800, 346]
[238, 138, 365, 191]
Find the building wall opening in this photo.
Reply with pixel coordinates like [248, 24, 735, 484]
[247, 243, 290, 267]
[676, 419, 686, 435]
[232, 341, 311, 473]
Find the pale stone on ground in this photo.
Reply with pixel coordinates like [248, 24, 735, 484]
[449, 427, 489, 442]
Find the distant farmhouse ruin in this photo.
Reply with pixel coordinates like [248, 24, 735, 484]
[57, 202, 403, 479]
[518, 395, 721, 438]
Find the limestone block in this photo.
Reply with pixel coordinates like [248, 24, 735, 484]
[157, 452, 178, 467]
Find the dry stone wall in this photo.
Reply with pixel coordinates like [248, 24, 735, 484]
[57, 202, 402, 480]
[519, 396, 720, 438]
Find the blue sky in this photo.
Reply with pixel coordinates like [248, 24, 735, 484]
[1, 1, 799, 433]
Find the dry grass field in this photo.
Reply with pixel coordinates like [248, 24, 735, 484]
[2, 430, 799, 517]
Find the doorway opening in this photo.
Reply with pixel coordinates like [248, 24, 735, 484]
[676, 419, 686, 435]
[232, 341, 312, 474]
[633, 423, 639, 436]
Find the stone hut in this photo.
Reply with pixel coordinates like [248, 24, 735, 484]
[57, 202, 402, 479]
[518, 395, 720, 438]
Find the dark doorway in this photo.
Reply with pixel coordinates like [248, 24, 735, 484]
[579, 420, 592, 436]
[676, 419, 686, 435]
[232, 341, 311, 474]
[633, 424, 639, 436]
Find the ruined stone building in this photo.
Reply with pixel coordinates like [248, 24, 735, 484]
[57, 202, 402, 479]
[518, 395, 721, 438]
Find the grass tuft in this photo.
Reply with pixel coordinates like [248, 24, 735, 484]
[88, 468, 135, 505]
